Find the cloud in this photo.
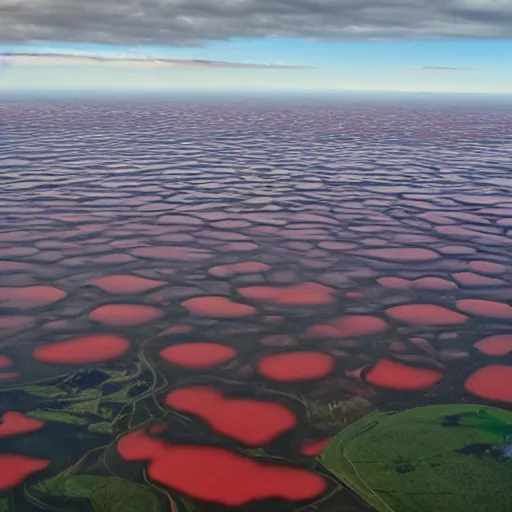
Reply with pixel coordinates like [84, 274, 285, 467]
[0, 0, 511, 47]
[409, 66, 471, 71]
[0, 52, 311, 69]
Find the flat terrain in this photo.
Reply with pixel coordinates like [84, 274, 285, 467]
[0, 97, 511, 512]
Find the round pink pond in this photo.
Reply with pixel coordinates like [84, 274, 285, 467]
[385, 304, 469, 326]
[33, 334, 130, 364]
[257, 351, 334, 381]
[89, 304, 165, 327]
[474, 334, 512, 356]
[365, 359, 442, 390]
[465, 365, 512, 402]
[165, 386, 297, 445]
[160, 342, 237, 368]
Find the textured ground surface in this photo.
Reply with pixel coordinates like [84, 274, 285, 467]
[0, 98, 512, 511]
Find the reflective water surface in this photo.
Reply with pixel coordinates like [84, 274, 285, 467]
[1, 96, 512, 512]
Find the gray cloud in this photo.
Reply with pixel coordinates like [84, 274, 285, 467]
[0, 52, 312, 69]
[0, 0, 511, 46]
[409, 66, 472, 71]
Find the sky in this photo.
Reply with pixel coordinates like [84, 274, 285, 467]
[0, 0, 511, 94]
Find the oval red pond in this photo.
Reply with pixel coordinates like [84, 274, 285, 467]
[257, 351, 334, 381]
[0, 454, 50, 490]
[0, 372, 20, 381]
[90, 275, 166, 294]
[365, 359, 442, 390]
[160, 342, 236, 369]
[117, 429, 326, 506]
[0, 355, 13, 368]
[452, 272, 506, 287]
[0, 286, 67, 309]
[330, 316, 389, 338]
[165, 386, 297, 445]
[355, 247, 441, 262]
[474, 334, 512, 356]
[0, 411, 44, 438]
[377, 277, 411, 289]
[238, 282, 335, 306]
[89, 304, 165, 327]
[465, 365, 512, 402]
[468, 261, 506, 275]
[456, 299, 512, 320]
[306, 315, 389, 339]
[181, 296, 257, 318]
[412, 277, 458, 291]
[385, 304, 469, 326]
[33, 334, 130, 364]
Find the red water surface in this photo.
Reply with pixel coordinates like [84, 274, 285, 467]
[0, 355, 13, 368]
[230, 261, 271, 273]
[385, 304, 469, 326]
[160, 342, 236, 368]
[356, 247, 440, 262]
[438, 245, 476, 255]
[378, 277, 411, 289]
[365, 359, 442, 390]
[474, 334, 512, 356]
[299, 437, 332, 456]
[33, 334, 130, 364]
[0, 372, 20, 381]
[0, 261, 33, 271]
[468, 261, 506, 275]
[257, 351, 334, 381]
[0, 315, 36, 333]
[345, 291, 363, 298]
[465, 365, 512, 402]
[181, 296, 257, 318]
[0, 454, 50, 490]
[89, 304, 165, 326]
[452, 272, 506, 287]
[331, 316, 389, 337]
[238, 282, 335, 306]
[117, 429, 326, 506]
[456, 299, 512, 320]
[412, 277, 458, 291]
[165, 386, 297, 445]
[0, 411, 44, 438]
[0, 286, 67, 309]
[90, 275, 166, 294]
[0, 247, 38, 258]
[306, 315, 389, 339]
[208, 266, 235, 278]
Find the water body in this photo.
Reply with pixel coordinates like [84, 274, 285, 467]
[0, 95, 512, 512]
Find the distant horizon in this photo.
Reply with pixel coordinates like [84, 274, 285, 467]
[2, 88, 512, 103]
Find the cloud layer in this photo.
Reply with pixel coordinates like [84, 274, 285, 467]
[1, 0, 511, 46]
[0, 53, 311, 69]
[409, 66, 471, 71]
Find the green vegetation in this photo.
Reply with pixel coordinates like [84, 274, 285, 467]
[306, 397, 373, 431]
[27, 410, 90, 424]
[23, 385, 68, 398]
[90, 477, 162, 512]
[33, 474, 164, 512]
[88, 422, 114, 434]
[35, 473, 108, 498]
[0, 499, 8, 512]
[321, 404, 512, 512]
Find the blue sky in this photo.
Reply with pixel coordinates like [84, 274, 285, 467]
[1, 0, 511, 94]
